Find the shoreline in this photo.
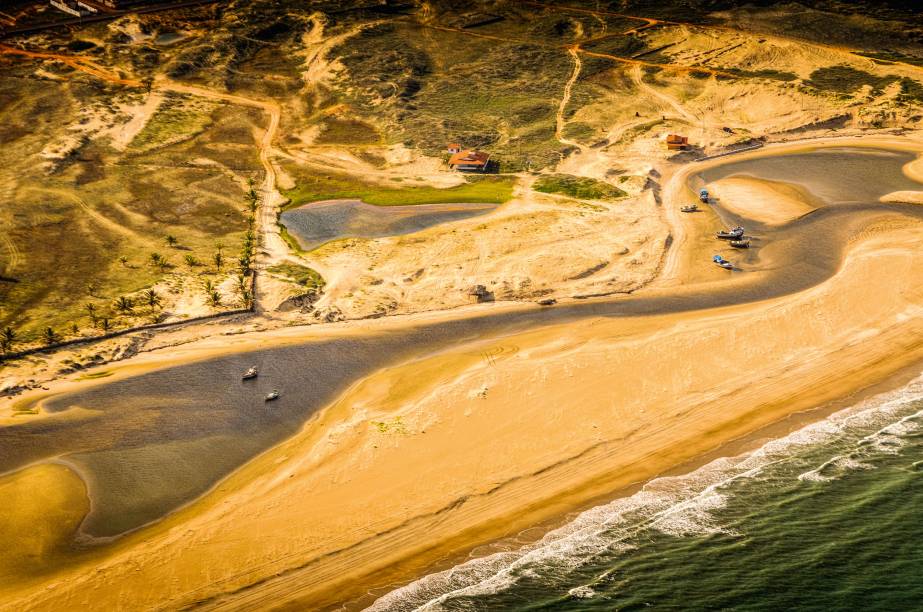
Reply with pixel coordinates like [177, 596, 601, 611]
[347, 351, 923, 610]
[3, 138, 923, 611]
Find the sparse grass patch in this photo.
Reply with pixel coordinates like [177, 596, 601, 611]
[534, 175, 626, 201]
[315, 118, 381, 145]
[129, 93, 218, 152]
[267, 263, 325, 291]
[805, 66, 899, 95]
[897, 78, 923, 104]
[563, 122, 596, 142]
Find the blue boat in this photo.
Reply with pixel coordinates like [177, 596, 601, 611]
[699, 188, 709, 203]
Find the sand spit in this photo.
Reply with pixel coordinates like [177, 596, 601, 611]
[880, 190, 923, 204]
[707, 176, 817, 224]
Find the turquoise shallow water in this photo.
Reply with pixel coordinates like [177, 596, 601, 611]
[369, 373, 923, 611]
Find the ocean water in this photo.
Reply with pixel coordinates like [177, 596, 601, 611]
[369, 373, 923, 611]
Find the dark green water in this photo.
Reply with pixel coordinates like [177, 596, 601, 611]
[369, 375, 923, 611]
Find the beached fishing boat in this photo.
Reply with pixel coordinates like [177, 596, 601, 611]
[265, 390, 280, 401]
[699, 189, 709, 203]
[730, 239, 751, 248]
[242, 366, 258, 380]
[681, 204, 698, 212]
[713, 255, 734, 269]
[716, 227, 745, 240]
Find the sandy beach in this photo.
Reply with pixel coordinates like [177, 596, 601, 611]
[2, 139, 923, 611]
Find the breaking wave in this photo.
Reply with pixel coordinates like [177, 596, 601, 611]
[368, 374, 923, 611]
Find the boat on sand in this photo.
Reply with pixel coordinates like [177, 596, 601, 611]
[716, 226, 745, 240]
[242, 366, 258, 380]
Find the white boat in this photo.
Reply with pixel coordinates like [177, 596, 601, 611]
[265, 390, 280, 401]
[712, 255, 734, 270]
[242, 366, 258, 380]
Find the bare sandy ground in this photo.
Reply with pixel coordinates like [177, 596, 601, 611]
[306, 185, 667, 320]
[707, 176, 817, 224]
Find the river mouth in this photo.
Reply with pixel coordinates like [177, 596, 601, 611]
[694, 147, 921, 206]
[279, 199, 499, 251]
[4, 145, 923, 543]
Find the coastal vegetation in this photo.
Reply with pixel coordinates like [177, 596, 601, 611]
[282, 174, 515, 209]
[267, 263, 325, 292]
[533, 174, 627, 201]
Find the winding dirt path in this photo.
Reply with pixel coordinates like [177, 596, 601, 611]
[555, 46, 584, 150]
[0, 43, 142, 87]
[155, 80, 289, 310]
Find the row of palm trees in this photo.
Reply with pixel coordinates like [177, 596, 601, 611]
[1, 182, 262, 354]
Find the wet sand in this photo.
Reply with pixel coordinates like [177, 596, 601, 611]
[3, 141, 923, 611]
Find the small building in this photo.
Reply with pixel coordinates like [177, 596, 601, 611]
[50, 0, 97, 16]
[666, 134, 689, 150]
[449, 150, 491, 172]
[447, 143, 462, 154]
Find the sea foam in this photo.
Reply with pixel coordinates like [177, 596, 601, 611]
[368, 373, 923, 611]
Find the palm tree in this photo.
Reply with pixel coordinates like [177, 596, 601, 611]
[240, 289, 253, 310]
[143, 289, 161, 308]
[215, 241, 224, 253]
[42, 327, 58, 345]
[209, 290, 221, 307]
[150, 252, 164, 267]
[203, 278, 214, 293]
[100, 317, 111, 333]
[119, 256, 129, 267]
[114, 296, 134, 313]
[213, 251, 223, 271]
[87, 282, 98, 297]
[0, 327, 15, 353]
[184, 254, 199, 267]
[85, 302, 97, 323]
[71, 322, 79, 336]
[165, 235, 178, 248]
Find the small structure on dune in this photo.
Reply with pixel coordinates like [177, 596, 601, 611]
[449, 149, 491, 172]
[50, 0, 97, 16]
[666, 134, 689, 150]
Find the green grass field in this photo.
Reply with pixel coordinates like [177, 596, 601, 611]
[533, 174, 626, 201]
[267, 263, 325, 291]
[283, 171, 515, 209]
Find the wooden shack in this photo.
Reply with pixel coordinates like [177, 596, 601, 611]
[666, 134, 689, 150]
